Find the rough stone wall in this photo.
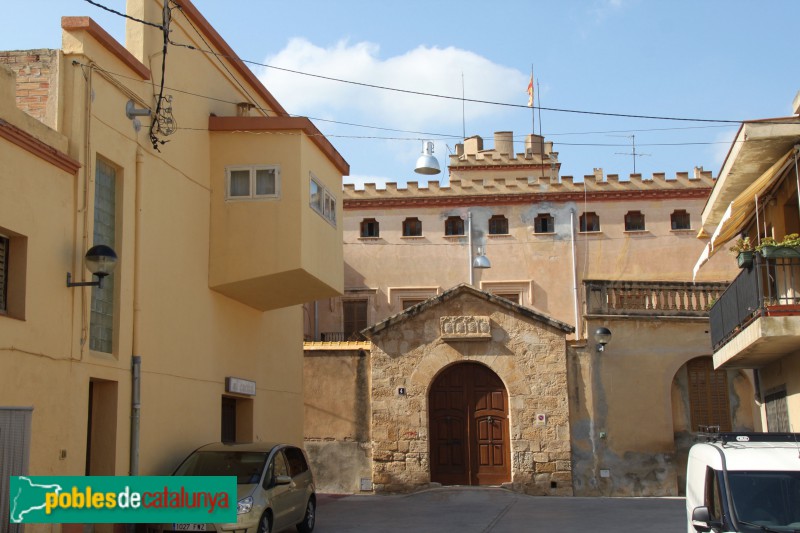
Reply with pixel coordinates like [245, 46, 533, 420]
[369, 291, 573, 495]
[303, 348, 373, 493]
[0, 50, 59, 128]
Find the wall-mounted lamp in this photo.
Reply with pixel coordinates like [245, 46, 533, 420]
[594, 326, 612, 352]
[466, 212, 491, 286]
[67, 244, 118, 288]
[414, 140, 441, 175]
[473, 247, 491, 269]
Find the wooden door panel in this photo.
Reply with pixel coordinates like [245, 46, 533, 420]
[429, 363, 510, 486]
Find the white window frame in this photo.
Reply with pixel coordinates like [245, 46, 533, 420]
[226, 165, 281, 201]
[310, 173, 336, 227]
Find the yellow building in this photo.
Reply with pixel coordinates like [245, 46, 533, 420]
[0, 2, 347, 530]
[695, 96, 800, 433]
[303, 131, 755, 497]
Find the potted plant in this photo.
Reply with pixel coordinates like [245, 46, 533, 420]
[755, 233, 800, 258]
[729, 237, 754, 268]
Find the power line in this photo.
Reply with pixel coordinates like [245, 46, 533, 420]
[82, 0, 164, 29]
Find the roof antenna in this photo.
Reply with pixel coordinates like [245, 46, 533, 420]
[611, 134, 650, 174]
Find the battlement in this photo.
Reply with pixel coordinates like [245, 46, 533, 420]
[343, 167, 715, 200]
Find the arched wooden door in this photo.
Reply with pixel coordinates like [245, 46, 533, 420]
[429, 362, 511, 485]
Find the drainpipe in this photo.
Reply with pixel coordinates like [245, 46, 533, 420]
[794, 146, 800, 218]
[468, 212, 474, 286]
[570, 208, 581, 339]
[130, 148, 144, 476]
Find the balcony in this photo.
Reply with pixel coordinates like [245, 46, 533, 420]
[709, 254, 800, 369]
[585, 280, 727, 318]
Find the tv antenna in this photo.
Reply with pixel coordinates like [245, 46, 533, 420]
[611, 134, 650, 174]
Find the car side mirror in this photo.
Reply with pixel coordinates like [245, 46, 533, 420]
[274, 474, 292, 486]
[691, 507, 721, 533]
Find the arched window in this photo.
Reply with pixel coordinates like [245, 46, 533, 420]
[402, 217, 422, 237]
[624, 211, 646, 231]
[534, 213, 554, 234]
[489, 215, 509, 235]
[687, 357, 731, 432]
[671, 210, 691, 230]
[444, 216, 465, 236]
[580, 212, 600, 232]
[360, 218, 379, 238]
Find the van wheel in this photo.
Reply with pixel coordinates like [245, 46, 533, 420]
[257, 511, 272, 533]
[296, 497, 315, 533]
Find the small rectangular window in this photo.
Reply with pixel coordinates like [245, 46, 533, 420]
[534, 214, 554, 234]
[310, 174, 336, 226]
[625, 211, 646, 231]
[580, 212, 600, 232]
[226, 166, 280, 200]
[489, 215, 509, 235]
[445, 216, 465, 236]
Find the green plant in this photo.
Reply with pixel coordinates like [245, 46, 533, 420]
[729, 236, 754, 254]
[755, 233, 800, 252]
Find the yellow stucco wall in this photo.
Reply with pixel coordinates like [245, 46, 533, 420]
[0, 3, 345, 515]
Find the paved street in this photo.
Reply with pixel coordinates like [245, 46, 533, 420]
[311, 487, 686, 532]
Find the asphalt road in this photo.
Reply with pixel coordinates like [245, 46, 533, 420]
[310, 487, 686, 533]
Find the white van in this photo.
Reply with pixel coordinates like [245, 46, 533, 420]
[686, 432, 800, 533]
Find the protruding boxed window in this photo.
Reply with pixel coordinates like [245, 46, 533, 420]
[360, 218, 380, 238]
[580, 212, 600, 232]
[489, 215, 509, 235]
[226, 165, 280, 200]
[671, 209, 691, 230]
[534, 213, 554, 234]
[403, 217, 422, 237]
[624, 210, 646, 231]
[310, 174, 336, 226]
[445, 216, 465, 236]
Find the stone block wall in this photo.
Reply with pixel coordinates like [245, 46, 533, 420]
[368, 289, 573, 495]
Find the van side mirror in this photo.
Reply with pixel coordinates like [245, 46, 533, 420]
[691, 507, 721, 533]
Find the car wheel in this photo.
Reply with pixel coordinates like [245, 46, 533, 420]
[257, 511, 272, 533]
[296, 497, 315, 533]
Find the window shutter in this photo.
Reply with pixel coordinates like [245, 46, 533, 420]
[687, 358, 731, 432]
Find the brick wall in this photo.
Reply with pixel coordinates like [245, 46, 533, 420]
[0, 49, 57, 125]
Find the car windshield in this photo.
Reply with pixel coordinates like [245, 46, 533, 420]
[174, 451, 269, 485]
[728, 470, 800, 531]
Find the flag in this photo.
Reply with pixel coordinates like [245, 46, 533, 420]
[527, 74, 534, 107]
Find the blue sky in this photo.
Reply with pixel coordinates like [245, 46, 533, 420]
[2, 1, 798, 187]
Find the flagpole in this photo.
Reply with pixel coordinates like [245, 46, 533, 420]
[530, 65, 535, 136]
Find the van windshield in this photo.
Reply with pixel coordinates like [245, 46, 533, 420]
[728, 471, 800, 531]
[174, 451, 269, 485]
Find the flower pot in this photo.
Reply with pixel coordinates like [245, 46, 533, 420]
[737, 251, 754, 268]
[759, 246, 800, 259]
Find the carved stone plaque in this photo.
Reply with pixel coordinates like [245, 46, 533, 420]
[440, 316, 491, 341]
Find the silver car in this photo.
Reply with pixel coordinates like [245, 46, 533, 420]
[149, 442, 316, 533]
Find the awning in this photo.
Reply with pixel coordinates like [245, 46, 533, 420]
[693, 148, 796, 279]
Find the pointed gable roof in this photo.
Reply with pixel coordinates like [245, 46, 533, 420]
[362, 283, 574, 339]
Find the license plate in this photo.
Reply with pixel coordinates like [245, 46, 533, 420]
[173, 525, 207, 531]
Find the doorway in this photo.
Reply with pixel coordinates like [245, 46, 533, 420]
[428, 362, 511, 485]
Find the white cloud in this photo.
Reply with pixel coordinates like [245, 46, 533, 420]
[258, 38, 529, 132]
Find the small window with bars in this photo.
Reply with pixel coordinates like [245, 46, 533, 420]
[764, 387, 790, 432]
[580, 212, 600, 232]
[402, 217, 422, 237]
[444, 216, 465, 236]
[671, 210, 691, 230]
[360, 218, 380, 238]
[624, 210, 646, 231]
[534, 213, 554, 234]
[488, 215, 509, 235]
